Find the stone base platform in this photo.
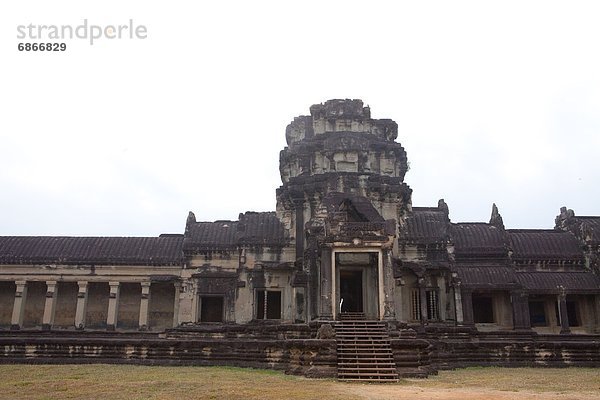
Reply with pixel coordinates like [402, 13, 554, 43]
[0, 323, 598, 379]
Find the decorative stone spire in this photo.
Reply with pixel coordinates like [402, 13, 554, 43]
[489, 203, 505, 230]
[278, 99, 409, 185]
[438, 199, 449, 220]
[184, 211, 196, 235]
[555, 206, 576, 231]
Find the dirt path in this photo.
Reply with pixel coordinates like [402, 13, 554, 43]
[337, 384, 598, 400]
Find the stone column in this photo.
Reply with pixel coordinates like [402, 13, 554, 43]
[294, 204, 305, 259]
[41, 281, 57, 331]
[138, 282, 151, 331]
[106, 281, 120, 331]
[461, 289, 474, 325]
[453, 283, 464, 324]
[177, 281, 195, 325]
[173, 281, 181, 327]
[510, 290, 531, 331]
[558, 291, 571, 334]
[74, 281, 88, 330]
[382, 250, 395, 321]
[319, 248, 333, 320]
[595, 294, 600, 333]
[418, 278, 428, 326]
[10, 280, 28, 330]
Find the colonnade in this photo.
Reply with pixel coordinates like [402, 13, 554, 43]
[3, 280, 180, 331]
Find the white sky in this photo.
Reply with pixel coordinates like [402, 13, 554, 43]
[1, 1, 599, 236]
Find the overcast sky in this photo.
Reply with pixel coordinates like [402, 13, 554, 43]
[1, 1, 599, 236]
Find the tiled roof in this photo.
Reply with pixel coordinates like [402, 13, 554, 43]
[183, 212, 286, 251]
[238, 212, 286, 245]
[516, 271, 600, 293]
[507, 230, 583, 261]
[401, 207, 448, 243]
[0, 236, 183, 266]
[454, 265, 517, 289]
[184, 221, 239, 250]
[451, 223, 506, 256]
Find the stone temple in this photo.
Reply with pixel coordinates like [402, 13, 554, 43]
[0, 99, 599, 381]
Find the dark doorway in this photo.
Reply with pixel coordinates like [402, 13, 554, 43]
[529, 301, 547, 326]
[340, 270, 363, 313]
[256, 290, 281, 320]
[200, 296, 224, 322]
[472, 295, 494, 323]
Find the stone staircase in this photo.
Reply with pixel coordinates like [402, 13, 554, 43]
[334, 316, 399, 383]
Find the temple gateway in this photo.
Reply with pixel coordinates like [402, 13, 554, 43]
[1, 100, 599, 381]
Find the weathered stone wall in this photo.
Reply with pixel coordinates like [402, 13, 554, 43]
[0, 281, 15, 326]
[86, 282, 109, 329]
[54, 282, 77, 328]
[0, 332, 338, 378]
[117, 283, 141, 329]
[148, 282, 175, 330]
[22, 281, 46, 328]
[0, 328, 597, 378]
[426, 330, 600, 370]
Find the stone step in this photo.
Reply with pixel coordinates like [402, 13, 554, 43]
[338, 362, 396, 368]
[336, 332, 388, 335]
[338, 312, 367, 321]
[338, 378, 399, 383]
[338, 354, 394, 358]
[339, 367, 398, 373]
[337, 353, 394, 358]
[334, 319, 398, 382]
[337, 343, 392, 348]
[338, 372, 399, 378]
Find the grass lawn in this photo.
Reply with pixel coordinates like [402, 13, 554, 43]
[0, 364, 598, 400]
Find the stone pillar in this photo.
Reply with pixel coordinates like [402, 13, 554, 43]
[41, 281, 58, 331]
[106, 281, 120, 331]
[558, 292, 571, 334]
[138, 282, 151, 331]
[319, 248, 333, 319]
[74, 281, 88, 330]
[418, 278, 428, 325]
[461, 289, 474, 325]
[382, 250, 395, 320]
[177, 281, 195, 325]
[10, 280, 28, 330]
[452, 282, 465, 325]
[511, 290, 531, 331]
[595, 294, 600, 333]
[453, 283, 464, 324]
[173, 281, 181, 327]
[294, 204, 305, 259]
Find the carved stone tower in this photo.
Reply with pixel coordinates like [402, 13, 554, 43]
[276, 99, 412, 321]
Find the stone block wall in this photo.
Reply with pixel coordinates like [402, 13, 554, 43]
[0, 282, 15, 326]
[53, 282, 77, 328]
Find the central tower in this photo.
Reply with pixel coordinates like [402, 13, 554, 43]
[276, 99, 412, 320]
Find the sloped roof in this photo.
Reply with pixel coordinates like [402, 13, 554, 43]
[401, 207, 448, 244]
[516, 271, 600, 293]
[184, 221, 239, 250]
[237, 212, 287, 245]
[451, 223, 506, 257]
[508, 230, 584, 261]
[454, 265, 517, 289]
[0, 236, 183, 266]
[183, 212, 286, 251]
